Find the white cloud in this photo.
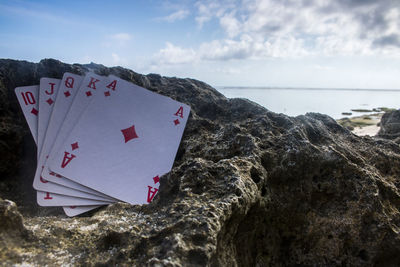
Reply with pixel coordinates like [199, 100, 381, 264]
[199, 38, 252, 60]
[195, 0, 234, 28]
[153, 0, 400, 66]
[220, 12, 241, 38]
[194, 2, 215, 28]
[160, 9, 190, 22]
[154, 34, 308, 65]
[153, 42, 196, 65]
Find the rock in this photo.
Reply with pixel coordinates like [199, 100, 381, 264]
[0, 198, 25, 232]
[336, 117, 355, 131]
[0, 198, 34, 265]
[377, 109, 400, 142]
[1, 59, 400, 265]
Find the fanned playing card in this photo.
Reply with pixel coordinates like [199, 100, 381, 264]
[48, 77, 190, 204]
[14, 83, 108, 213]
[42, 74, 117, 199]
[15, 72, 190, 217]
[38, 78, 60, 156]
[35, 73, 115, 201]
[36, 191, 113, 206]
[15, 85, 39, 145]
[36, 78, 103, 202]
[34, 74, 117, 205]
[42, 73, 118, 214]
[63, 205, 101, 217]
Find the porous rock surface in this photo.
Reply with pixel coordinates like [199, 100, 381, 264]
[378, 109, 400, 143]
[1, 59, 400, 266]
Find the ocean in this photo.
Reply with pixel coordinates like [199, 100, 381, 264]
[216, 87, 400, 119]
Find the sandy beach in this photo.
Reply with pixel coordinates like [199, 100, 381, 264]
[337, 113, 383, 137]
[352, 124, 380, 136]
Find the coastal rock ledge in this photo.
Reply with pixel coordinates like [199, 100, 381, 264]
[378, 109, 400, 143]
[1, 59, 400, 266]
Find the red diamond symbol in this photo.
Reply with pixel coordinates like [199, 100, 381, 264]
[153, 175, 160, 184]
[64, 91, 71, 97]
[86, 91, 92, 97]
[121, 125, 139, 143]
[46, 98, 54, 105]
[174, 119, 180, 125]
[71, 142, 79, 151]
[30, 107, 38, 116]
[104, 91, 110, 97]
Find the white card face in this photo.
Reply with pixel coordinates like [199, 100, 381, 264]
[33, 74, 116, 202]
[35, 73, 114, 200]
[38, 78, 61, 156]
[49, 77, 190, 204]
[46, 73, 112, 174]
[37, 191, 113, 206]
[14, 84, 108, 206]
[41, 74, 84, 161]
[44, 170, 116, 199]
[41, 74, 117, 199]
[63, 205, 102, 217]
[15, 85, 39, 144]
[35, 179, 116, 201]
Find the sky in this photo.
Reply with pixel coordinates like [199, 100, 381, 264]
[1, 0, 400, 89]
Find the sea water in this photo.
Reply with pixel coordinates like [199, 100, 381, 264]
[216, 87, 400, 119]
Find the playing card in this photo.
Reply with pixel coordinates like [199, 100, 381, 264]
[15, 85, 39, 144]
[63, 205, 101, 217]
[36, 181, 116, 201]
[41, 74, 83, 156]
[45, 73, 113, 176]
[33, 74, 117, 203]
[35, 73, 115, 200]
[37, 191, 113, 206]
[38, 78, 61, 156]
[15, 83, 109, 211]
[48, 77, 190, 204]
[41, 74, 118, 199]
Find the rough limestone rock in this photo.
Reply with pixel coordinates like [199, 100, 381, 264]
[1, 59, 400, 266]
[378, 110, 400, 143]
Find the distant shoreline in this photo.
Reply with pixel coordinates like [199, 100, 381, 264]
[217, 87, 399, 120]
[217, 86, 400, 92]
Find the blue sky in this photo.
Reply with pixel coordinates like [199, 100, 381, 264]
[1, 0, 400, 89]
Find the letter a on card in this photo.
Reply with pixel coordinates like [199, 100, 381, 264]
[61, 152, 76, 168]
[147, 186, 158, 203]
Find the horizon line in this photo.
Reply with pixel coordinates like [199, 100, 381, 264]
[215, 86, 400, 92]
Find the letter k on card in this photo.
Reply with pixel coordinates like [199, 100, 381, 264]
[48, 77, 190, 205]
